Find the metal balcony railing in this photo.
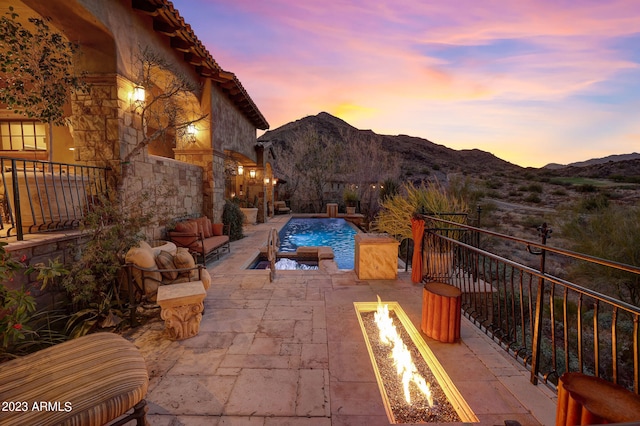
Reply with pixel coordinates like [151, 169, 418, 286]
[420, 214, 640, 394]
[0, 157, 110, 240]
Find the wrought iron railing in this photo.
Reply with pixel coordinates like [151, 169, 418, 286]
[421, 215, 640, 394]
[0, 157, 110, 240]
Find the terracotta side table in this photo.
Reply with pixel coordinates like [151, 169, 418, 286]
[421, 282, 462, 343]
[556, 372, 640, 425]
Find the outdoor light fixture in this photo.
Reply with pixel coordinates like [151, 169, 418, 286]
[185, 124, 197, 143]
[264, 177, 270, 185]
[249, 169, 256, 179]
[131, 85, 145, 111]
[238, 165, 244, 175]
[272, 178, 278, 185]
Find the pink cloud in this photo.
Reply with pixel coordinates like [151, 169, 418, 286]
[175, 0, 640, 166]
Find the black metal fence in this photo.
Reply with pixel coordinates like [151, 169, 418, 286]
[0, 157, 110, 240]
[421, 215, 640, 394]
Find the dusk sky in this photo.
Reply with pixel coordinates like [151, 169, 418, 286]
[172, 0, 640, 168]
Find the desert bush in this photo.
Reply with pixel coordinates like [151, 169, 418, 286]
[62, 191, 151, 307]
[528, 183, 543, 193]
[559, 201, 640, 304]
[524, 194, 541, 203]
[485, 180, 503, 189]
[576, 184, 597, 193]
[374, 181, 468, 239]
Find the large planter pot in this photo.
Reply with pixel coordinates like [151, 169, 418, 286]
[240, 207, 258, 225]
[346, 206, 356, 215]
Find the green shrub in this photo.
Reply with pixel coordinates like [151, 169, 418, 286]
[62, 191, 151, 307]
[223, 200, 244, 241]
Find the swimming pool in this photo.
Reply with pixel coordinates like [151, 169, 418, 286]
[278, 218, 359, 269]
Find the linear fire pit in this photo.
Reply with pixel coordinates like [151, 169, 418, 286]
[354, 299, 478, 424]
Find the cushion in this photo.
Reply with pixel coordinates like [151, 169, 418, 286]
[168, 232, 199, 249]
[173, 247, 196, 270]
[125, 242, 155, 268]
[189, 235, 229, 254]
[125, 243, 163, 301]
[0, 333, 148, 426]
[200, 268, 211, 290]
[149, 240, 177, 257]
[175, 220, 198, 234]
[212, 223, 224, 236]
[201, 217, 213, 238]
[138, 240, 154, 253]
[155, 251, 178, 281]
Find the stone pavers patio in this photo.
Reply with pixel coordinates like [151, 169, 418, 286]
[126, 216, 557, 425]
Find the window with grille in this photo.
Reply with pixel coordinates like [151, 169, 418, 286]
[0, 121, 47, 151]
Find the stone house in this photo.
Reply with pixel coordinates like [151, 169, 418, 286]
[0, 0, 271, 245]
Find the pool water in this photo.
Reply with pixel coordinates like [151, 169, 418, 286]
[279, 218, 358, 269]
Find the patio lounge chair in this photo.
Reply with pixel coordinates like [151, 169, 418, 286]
[0, 332, 149, 426]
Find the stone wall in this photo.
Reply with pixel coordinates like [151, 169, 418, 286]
[212, 87, 257, 159]
[125, 155, 204, 240]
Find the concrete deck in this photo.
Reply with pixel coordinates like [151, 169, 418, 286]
[126, 215, 557, 426]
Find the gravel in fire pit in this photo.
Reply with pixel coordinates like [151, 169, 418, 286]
[361, 310, 461, 423]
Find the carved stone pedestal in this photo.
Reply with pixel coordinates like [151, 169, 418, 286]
[157, 281, 206, 340]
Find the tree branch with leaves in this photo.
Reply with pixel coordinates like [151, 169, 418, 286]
[123, 46, 208, 163]
[0, 6, 86, 125]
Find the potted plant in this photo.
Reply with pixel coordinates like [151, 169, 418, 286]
[237, 195, 258, 225]
[343, 188, 359, 215]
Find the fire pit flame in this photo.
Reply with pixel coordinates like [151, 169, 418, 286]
[374, 296, 434, 407]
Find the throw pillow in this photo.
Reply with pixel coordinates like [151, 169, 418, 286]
[173, 247, 196, 270]
[155, 250, 178, 281]
[200, 217, 213, 238]
[175, 220, 198, 234]
[212, 223, 224, 236]
[200, 268, 212, 290]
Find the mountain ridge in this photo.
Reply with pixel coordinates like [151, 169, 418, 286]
[259, 112, 638, 179]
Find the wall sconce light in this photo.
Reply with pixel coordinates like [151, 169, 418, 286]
[185, 124, 197, 143]
[131, 85, 145, 111]
[272, 178, 278, 185]
[264, 177, 270, 185]
[249, 169, 256, 179]
[237, 165, 244, 175]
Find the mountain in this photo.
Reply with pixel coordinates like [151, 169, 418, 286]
[544, 153, 640, 169]
[258, 112, 522, 181]
[259, 112, 640, 182]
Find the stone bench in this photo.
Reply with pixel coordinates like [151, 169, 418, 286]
[157, 281, 206, 340]
[0, 333, 148, 426]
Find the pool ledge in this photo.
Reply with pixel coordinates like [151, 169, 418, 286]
[251, 245, 339, 273]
